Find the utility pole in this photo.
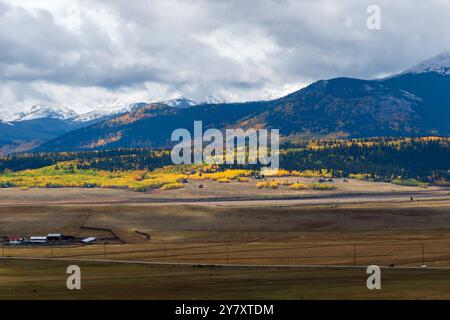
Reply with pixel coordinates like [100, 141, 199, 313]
[226, 245, 229, 265]
[422, 243, 425, 266]
[104, 244, 107, 259]
[353, 244, 357, 266]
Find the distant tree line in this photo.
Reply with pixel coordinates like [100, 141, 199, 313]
[279, 139, 449, 182]
[226, 137, 450, 182]
[0, 149, 172, 172]
[0, 137, 448, 182]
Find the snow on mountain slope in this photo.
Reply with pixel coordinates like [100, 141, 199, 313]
[74, 101, 149, 122]
[1, 98, 197, 123]
[163, 98, 196, 108]
[200, 95, 228, 105]
[74, 99, 196, 122]
[10, 105, 78, 122]
[404, 51, 450, 76]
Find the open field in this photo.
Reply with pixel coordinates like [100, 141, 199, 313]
[2, 259, 450, 299]
[0, 176, 449, 205]
[1, 184, 450, 299]
[148, 176, 449, 200]
[1, 198, 450, 266]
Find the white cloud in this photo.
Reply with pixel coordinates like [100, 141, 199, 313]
[195, 28, 279, 64]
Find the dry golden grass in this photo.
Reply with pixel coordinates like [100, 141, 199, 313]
[3, 259, 450, 299]
[1, 200, 450, 268]
[2, 198, 450, 299]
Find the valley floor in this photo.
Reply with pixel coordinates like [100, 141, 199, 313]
[1, 183, 450, 299]
[3, 259, 450, 300]
[0, 176, 448, 205]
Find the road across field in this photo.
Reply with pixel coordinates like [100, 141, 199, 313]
[0, 188, 449, 207]
[170, 190, 450, 207]
[0, 255, 446, 271]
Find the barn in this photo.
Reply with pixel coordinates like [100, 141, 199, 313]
[81, 237, 96, 244]
[47, 233, 63, 241]
[29, 236, 47, 244]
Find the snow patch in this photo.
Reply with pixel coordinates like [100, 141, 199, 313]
[10, 105, 78, 122]
[404, 51, 450, 76]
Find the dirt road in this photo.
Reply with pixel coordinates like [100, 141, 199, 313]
[0, 187, 448, 207]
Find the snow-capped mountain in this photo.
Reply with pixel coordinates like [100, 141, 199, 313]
[403, 51, 450, 76]
[75, 99, 197, 121]
[200, 95, 228, 105]
[9, 105, 78, 122]
[163, 98, 196, 109]
[2, 98, 198, 123]
[74, 101, 148, 122]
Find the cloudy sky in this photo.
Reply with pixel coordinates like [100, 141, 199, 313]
[0, 0, 450, 115]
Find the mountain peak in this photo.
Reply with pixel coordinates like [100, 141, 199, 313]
[200, 95, 228, 105]
[161, 98, 196, 108]
[74, 102, 148, 122]
[11, 105, 78, 122]
[404, 51, 450, 76]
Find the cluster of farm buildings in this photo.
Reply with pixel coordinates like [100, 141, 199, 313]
[1, 233, 96, 246]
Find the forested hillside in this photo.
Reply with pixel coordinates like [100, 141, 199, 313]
[1, 137, 448, 184]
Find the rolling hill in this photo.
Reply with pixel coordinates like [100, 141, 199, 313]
[0, 118, 93, 155]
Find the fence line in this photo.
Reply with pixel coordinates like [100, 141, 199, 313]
[0, 241, 440, 267]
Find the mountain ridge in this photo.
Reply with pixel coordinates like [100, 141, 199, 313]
[0, 98, 202, 123]
[36, 52, 450, 152]
[403, 51, 450, 76]
[3, 52, 450, 154]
